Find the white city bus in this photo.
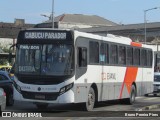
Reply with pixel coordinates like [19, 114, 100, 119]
[11, 28, 154, 111]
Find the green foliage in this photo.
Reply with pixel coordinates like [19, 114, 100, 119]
[0, 58, 8, 65]
[0, 45, 9, 53]
[0, 46, 10, 65]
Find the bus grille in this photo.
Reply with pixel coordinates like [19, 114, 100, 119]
[17, 75, 66, 85]
[21, 91, 59, 100]
[16, 75, 71, 85]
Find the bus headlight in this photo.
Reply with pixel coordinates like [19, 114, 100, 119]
[59, 83, 74, 95]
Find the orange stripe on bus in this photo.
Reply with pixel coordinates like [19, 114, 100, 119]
[119, 67, 138, 99]
[131, 42, 142, 47]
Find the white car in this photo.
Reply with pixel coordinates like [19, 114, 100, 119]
[153, 72, 160, 93]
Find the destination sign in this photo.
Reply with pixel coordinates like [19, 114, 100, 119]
[20, 45, 40, 50]
[24, 32, 67, 40]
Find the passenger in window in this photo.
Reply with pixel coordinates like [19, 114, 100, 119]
[100, 54, 105, 62]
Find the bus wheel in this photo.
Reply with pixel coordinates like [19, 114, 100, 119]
[86, 87, 95, 111]
[127, 85, 136, 104]
[35, 103, 48, 109]
[154, 94, 157, 97]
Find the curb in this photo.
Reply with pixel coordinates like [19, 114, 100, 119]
[137, 104, 160, 111]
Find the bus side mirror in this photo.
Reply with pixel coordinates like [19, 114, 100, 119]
[8, 44, 16, 63]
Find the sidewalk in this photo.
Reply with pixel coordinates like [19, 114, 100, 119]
[140, 104, 160, 111]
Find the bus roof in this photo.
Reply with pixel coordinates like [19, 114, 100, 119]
[18, 28, 153, 49]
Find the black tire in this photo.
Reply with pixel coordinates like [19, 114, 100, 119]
[6, 93, 14, 106]
[144, 94, 148, 97]
[85, 87, 95, 111]
[154, 94, 157, 97]
[126, 85, 136, 104]
[35, 103, 48, 109]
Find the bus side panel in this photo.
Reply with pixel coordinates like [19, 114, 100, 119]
[74, 83, 88, 103]
[116, 67, 129, 99]
[100, 66, 134, 101]
[87, 65, 102, 101]
[101, 66, 128, 101]
[100, 66, 115, 101]
[74, 65, 102, 103]
[135, 68, 153, 96]
[142, 68, 153, 95]
[119, 67, 141, 99]
[134, 68, 143, 96]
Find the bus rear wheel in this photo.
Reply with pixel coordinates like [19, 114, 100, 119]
[85, 87, 95, 111]
[126, 85, 136, 104]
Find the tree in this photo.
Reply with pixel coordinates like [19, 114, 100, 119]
[0, 45, 10, 65]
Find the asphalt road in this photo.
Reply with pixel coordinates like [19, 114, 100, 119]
[2, 94, 160, 119]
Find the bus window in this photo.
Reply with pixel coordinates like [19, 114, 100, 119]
[126, 47, 133, 65]
[18, 45, 41, 74]
[109, 44, 118, 64]
[41, 44, 73, 75]
[141, 49, 147, 66]
[100, 43, 108, 64]
[89, 41, 99, 64]
[133, 48, 140, 66]
[17, 44, 73, 75]
[118, 46, 126, 65]
[147, 50, 153, 67]
[78, 47, 87, 67]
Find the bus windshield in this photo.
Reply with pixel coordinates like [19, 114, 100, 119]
[17, 44, 73, 76]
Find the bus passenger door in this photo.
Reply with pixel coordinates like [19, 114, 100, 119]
[75, 38, 89, 103]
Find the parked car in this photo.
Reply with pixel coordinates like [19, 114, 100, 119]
[0, 71, 14, 106]
[153, 72, 160, 94]
[0, 88, 6, 112]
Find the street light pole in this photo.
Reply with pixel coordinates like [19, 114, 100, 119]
[144, 7, 158, 44]
[52, 0, 54, 28]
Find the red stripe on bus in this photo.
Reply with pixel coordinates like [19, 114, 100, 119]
[131, 42, 142, 47]
[119, 67, 138, 99]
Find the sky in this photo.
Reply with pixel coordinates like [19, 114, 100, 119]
[0, 0, 160, 24]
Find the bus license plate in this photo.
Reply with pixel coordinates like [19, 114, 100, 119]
[35, 95, 45, 100]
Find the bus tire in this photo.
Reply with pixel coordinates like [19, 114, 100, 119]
[35, 103, 48, 109]
[154, 94, 157, 97]
[126, 85, 136, 104]
[85, 87, 95, 111]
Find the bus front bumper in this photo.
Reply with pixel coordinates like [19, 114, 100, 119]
[13, 87, 75, 104]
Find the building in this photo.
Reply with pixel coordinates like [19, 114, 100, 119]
[1, 15, 160, 51]
[79, 22, 160, 45]
[0, 19, 35, 47]
[0, 19, 35, 38]
[35, 14, 118, 29]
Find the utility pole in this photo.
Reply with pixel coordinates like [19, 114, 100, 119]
[52, 0, 54, 28]
[144, 7, 159, 44]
